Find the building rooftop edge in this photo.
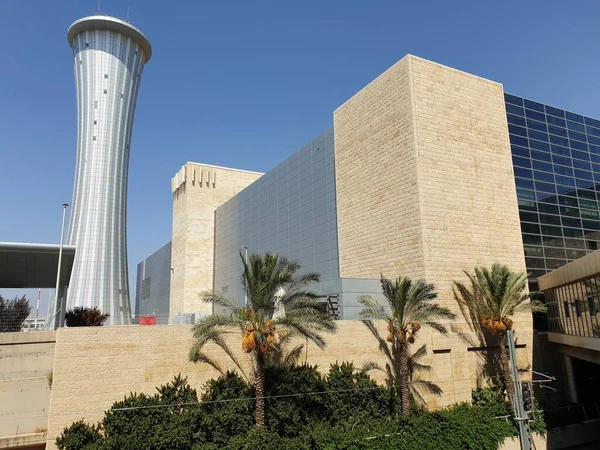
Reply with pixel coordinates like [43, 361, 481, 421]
[67, 15, 152, 63]
[184, 161, 264, 175]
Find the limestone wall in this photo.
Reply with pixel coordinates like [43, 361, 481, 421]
[45, 324, 532, 449]
[0, 331, 55, 445]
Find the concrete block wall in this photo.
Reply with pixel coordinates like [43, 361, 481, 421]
[44, 324, 532, 449]
[0, 331, 55, 444]
[170, 163, 263, 316]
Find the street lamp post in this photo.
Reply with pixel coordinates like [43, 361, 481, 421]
[241, 246, 248, 307]
[55, 203, 69, 328]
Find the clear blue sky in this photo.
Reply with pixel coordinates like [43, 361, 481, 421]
[2, 0, 600, 315]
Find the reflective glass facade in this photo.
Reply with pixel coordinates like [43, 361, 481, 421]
[545, 277, 600, 337]
[135, 242, 172, 323]
[506, 93, 600, 290]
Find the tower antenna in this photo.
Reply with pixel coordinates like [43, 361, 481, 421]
[97, 1, 101, 15]
[127, 6, 130, 22]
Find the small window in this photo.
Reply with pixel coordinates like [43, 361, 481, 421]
[94, 101, 98, 109]
[79, 60, 82, 65]
[93, 136, 97, 141]
[120, 93, 124, 99]
[103, 89, 107, 94]
[575, 300, 582, 317]
[588, 297, 595, 315]
[135, 50, 138, 55]
[104, 74, 108, 79]
[93, 120, 97, 125]
[564, 301, 571, 318]
[85, 43, 89, 48]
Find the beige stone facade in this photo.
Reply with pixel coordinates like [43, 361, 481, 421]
[334, 55, 530, 339]
[44, 323, 532, 449]
[170, 163, 262, 316]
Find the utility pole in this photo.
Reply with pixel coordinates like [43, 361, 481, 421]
[507, 329, 531, 450]
[54, 203, 69, 329]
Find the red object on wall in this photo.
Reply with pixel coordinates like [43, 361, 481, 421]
[139, 316, 157, 325]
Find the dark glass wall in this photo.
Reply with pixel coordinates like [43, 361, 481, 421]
[135, 241, 172, 322]
[506, 94, 600, 290]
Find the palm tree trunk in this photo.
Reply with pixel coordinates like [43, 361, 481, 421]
[399, 342, 411, 415]
[498, 333, 515, 407]
[254, 352, 266, 427]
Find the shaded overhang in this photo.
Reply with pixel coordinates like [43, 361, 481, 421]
[0, 242, 76, 288]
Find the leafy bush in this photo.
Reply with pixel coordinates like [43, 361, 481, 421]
[65, 307, 109, 327]
[56, 420, 102, 450]
[0, 295, 30, 332]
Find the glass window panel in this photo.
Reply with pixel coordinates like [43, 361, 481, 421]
[526, 257, 546, 269]
[504, 93, 523, 106]
[516, 178, 535, 190]
[547, 115, 566, 127]
[565, 238, 586, 249]
[572, 159, 592, 171]
[563, 227, 583, 238]
[577, 188, 597, 199]
[539, 213, 561, 226]
[524, 245, 544, 257]
[571, 149, 590, 161]
[527, 120, 548, 132]
[552, 155, 573, 167]
[509, 124, 528, 137]
[538, 203, 559, 215]
[546, 259, 567, 269]
[523, 222, 542, 234]
[507, 104, 525, 116]
[569, 130, 587, 142]
[567, 249, 587, 260]
[558, 194, 578, 207]
[512, 145, 530, 158]
[550, 135, 570, 147]
[513, 156, 531, 168]
[588, 135, 600, 146]
[535, 181, 556, 193]
[533, 171, 554, 183]
[555, 175, 576, 187]
[566, 111, 585, 124]
[543, 235, 564, 247]
[515, 167, 533, 179]
[526, 109, 546, 122]
[563, 301, 571, 318]
[570, 140, 588, 152]
[519, 200, 537, 212]
[529, 130, 549, 142]
[583, 230, 600, 241]
[560, 206, 579, 217]
[562, 217, 583, 228]
[510, 135, 528, 147]
[524, 99, 545, 112]
[592, 172, 600, 183]
[546, 106, 565, 118]
[523, 234, 542, 245]
[531, 150, 551, 162]
[530, 140, 550, 152]
[592, 162, 600, 172]
[586, 240, 598, 250]
[585, 117, 600, 129]
[576, 178, 594, 188]
[545, 247, 567, 258]
[536, 191, 557, 203]
[579, 198, 598, 209]
[531, 160, 553, 172]
[586, 126, 600, 137]
[554, 165, 574, 177]
[520, 211, 539, 223]
[517, 188, 536, 201]
[581, 209, 600, 220]
[590, 153, 600, 164]
[508, 114, 527, 127]
[557, 184, 577, 195]
[551, 145, 571, 157]
[541, 224, 562, 236]
[567, 121, 586, 133]
[548, 125, 568, 138]
[583, 220, 600, 230]
[575, 169, 593, 180]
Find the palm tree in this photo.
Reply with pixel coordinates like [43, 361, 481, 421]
[359, 276, 455, 415]
[452, 264, 545, 406]
[189, 252, 336, 427]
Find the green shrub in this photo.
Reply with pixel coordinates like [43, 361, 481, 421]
[56, 420, 102, 450]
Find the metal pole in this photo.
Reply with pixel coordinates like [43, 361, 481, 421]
[242, 246, 248, 307]
[34, 288, 40, 330]
[54, 203, 69, 328]
[507, 330, 531, 450]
